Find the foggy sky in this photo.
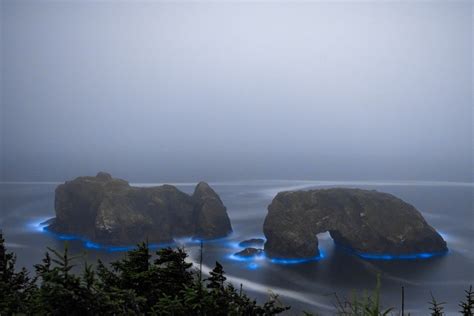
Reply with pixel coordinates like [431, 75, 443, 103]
[1, 0, 472, 182]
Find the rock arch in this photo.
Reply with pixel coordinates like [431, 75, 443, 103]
[263, 188, 447, 259]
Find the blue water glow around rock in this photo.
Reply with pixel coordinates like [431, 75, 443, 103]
[30, 219, 199, 252]
[228, 248, 325, 267]
[30, 218, 447, 262]
[247, 263, 260, 270]
[228, 253, 266, 262]
[268, 249, 325, 264]
[334, 243, 448, 260]
[357, 251, 448, 260]
[42, 226, 176, 252]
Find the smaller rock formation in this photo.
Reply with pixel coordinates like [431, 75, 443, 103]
[234, 248, 264, 258]
[238, 238, 265, 248]
[47, 172, 232, 245]
[264, 188, 447, 259]
[193, 182, 232, 239]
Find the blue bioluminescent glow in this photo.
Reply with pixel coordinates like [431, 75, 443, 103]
[104, 245, 137, 252]
[227, 252, 263, 269]
[228, 248, 325, 266]
[32, 218, 447, 262]
[269, 250, 325, 265]
[33, 221, 232, 252]
[247, 263, 260, 270]
[228, 253, 266, 262]
[57, 234, 79, 241]
[334, 243, 448, 260]
[84, 241, 102, 249]
[43, 226, 83, 241]
[226, 234, 327, 266]
[356, 251, 448, 260]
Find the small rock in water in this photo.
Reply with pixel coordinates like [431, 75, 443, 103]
[234, 247, 264, 258]
[238, 238, 265, 248]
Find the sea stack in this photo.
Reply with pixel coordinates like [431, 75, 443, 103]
[263, 188, 447, 259]
[47, 172, 232, 245]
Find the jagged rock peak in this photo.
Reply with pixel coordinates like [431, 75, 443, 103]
[193, 181, 221, 201]
[192, 181, 232, 240]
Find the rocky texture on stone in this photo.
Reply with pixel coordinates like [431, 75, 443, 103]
[238, 238, 265, 248]
[192, 182, 232, 240]
[263, 188, 447, 259]
[234, 247, 264, 258]
[47, 172, 232, 245]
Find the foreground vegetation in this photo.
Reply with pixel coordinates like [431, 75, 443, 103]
[0, 233, 472, 315]
[0, 232, 289, 315]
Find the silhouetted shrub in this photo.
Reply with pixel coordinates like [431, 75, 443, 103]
[0, 233, 289, 315]
[0, 232, 472, 315]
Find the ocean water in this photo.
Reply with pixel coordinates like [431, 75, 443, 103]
[0, 180, 473, 315]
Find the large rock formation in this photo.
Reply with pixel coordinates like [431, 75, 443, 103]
[47, 172, 232, 245]
[263, 188, 447, 259]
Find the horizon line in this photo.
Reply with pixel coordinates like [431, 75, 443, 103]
[0, 179, 473, 187]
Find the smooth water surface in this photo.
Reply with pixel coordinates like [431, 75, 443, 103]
[1, 180, 473, 315]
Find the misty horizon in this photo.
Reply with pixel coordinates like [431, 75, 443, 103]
[1, 0, 472, 183]
[0, 2, 473, 313]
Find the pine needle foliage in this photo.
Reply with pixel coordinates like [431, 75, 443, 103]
[0, 233, 472, 315]
[0, 234, 289, 315]
[429, 293, 446, 316]
[459, 286, 474, 316]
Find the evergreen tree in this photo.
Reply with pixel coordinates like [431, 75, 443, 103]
[154, 247, 194, 297]
[429, 293, 446, 316]
[5, 232, 470, 316]
[459, 286, 474, 316]
[31, 243, 98, 315]
[205, 261, 229, 314]
[97, 242, 154, 314]
[0, 231, 35, 314]
[0, 234, 292, 315]
[206, 261, 226, 290]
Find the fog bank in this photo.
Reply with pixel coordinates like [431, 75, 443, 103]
[1, 0, 472, 182]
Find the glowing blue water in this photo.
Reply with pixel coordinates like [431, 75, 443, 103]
[247, 262, 260, 270]
[33, 217, 446, 262]
[269, 251, 325, 264]
[4, 181, 473, 314]
[38, 223, 177, 252]
[227, 240, 325, 267]
[334, 243, 448, 261]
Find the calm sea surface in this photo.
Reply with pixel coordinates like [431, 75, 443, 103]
[0, 180, 473, 315]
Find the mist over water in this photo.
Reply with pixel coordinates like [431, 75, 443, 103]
[1, 0, 472, 182]
[1, 1, 473, 314]
[1, 180, 473, 314]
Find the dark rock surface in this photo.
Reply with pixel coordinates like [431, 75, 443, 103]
[48, 172, 232, 245]
[192, 182, 232, 240]
[234, 247, 264, 258]
[238, 238, 265, 248]
[263, 188, 447, 259]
